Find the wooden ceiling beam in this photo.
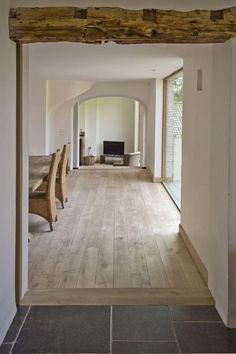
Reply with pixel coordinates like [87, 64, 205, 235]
[9, 6, 236, 44]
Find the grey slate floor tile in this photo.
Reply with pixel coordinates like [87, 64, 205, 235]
[170, 305, 222, 322]
[12, 306, 110, 354]
[5, 304, 236, 354]
[112, 340, 179, 353]
[112, 305, 174, 341]
[3, 306, 29, 343]
[174, 321, 236, 353]
[0, 344, 12, 354]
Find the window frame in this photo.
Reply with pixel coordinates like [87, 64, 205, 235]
[161, 67, 183, 209]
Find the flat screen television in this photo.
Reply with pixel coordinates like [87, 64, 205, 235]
[103, 141, 124, 156]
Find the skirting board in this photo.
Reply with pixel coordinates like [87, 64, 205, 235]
[147, 167, 162, 183]
[179, 224, 208, 285]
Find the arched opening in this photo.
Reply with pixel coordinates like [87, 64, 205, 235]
[72, 96, 146, 169]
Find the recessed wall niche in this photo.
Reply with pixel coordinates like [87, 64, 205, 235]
[197, 68, 203, 91]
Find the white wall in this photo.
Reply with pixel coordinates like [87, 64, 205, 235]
[146, 80, 156, 175]
[80, 97, 135, 158]
[208, 41, 232, 325]
[139, 103, 146, 167]
[29, 78, 47, 155]
[72, 103, 79, 168]
[47, 80, 94, 155]
[89, 97, 135, 157]
[134, 101, 139, 152]
[83, 99, 98, 157]
[146, 79, 163, 179]
[181, 47, 213, 270]
[0, 0, 17, 345]
[47, 80, 94, 112]
[78, 81, 149, 106]
[155, 79, 163, 178]
[29, 75, 94, 155]
[48, 81, 94, 155]
[181, 41, 236, 327]
[50, 101, 74, 153]
[79, 103, 86, 131]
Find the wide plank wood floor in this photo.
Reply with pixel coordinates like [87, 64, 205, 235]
[28, 167, 206, 291]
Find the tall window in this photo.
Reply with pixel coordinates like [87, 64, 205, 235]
[163, 70, 183, 209]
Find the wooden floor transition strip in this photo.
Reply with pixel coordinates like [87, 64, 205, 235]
[22, 288, 214, 306]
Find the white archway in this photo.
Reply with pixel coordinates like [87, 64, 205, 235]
[72, 96, 147, 169]
[47, 79, 150, 170]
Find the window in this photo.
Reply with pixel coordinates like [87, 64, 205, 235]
[163, 70, 183, 209]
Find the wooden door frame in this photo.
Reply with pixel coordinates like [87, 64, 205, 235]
[16, 43, 23, 306]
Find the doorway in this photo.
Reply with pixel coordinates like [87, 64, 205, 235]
[18, 43, 212, 306]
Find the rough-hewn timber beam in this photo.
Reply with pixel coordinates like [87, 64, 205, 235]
[9, 7, 236, 44]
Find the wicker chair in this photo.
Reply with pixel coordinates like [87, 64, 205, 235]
[29, 151, 61, 232]
[56, 143, 70, 208]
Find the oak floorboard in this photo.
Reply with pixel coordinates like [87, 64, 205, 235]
[126, 173, 151, 288]
[95, 203, 114, 288]
[114, 197, 132, 288]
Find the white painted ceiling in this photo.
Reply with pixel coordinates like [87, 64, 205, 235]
[29, 42, 214, 81]
[21, 0, 234, 81]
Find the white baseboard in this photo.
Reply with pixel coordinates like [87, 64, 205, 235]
[147, 167, 162, 183]
[179, 224, 208, 285]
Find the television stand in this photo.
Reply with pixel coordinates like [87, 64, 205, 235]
[100, 154, 124, 164]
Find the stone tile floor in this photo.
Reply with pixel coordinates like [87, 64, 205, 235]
[1, 305, 236, 353]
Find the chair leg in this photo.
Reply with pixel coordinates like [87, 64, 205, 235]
[61, 200, 65, 209]
[55, 215, 58, 222]
[65, 198, 68, 203]
[49, 222, 53, 232]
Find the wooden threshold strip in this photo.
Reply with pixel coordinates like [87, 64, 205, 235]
[22, 288, 214, 306]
